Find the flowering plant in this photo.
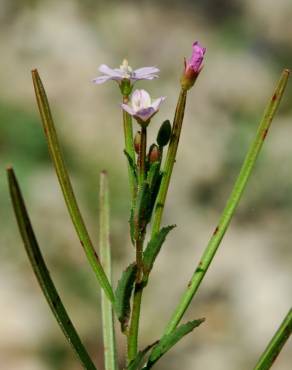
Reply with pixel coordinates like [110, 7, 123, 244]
[7, 42, 291, 370]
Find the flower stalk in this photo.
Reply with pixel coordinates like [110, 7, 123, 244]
[122, 94, 136, 199]
[151, 88, 187, 237]
[163, 68, 290, 335]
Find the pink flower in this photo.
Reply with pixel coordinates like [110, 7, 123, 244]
[93, 59, 159, 85]
[185, 41, 206, 75]
[181, 41, 206, 90]
[121, 89, 166, 124]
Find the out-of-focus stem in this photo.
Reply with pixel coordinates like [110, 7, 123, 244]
[99, 172, 118, 370]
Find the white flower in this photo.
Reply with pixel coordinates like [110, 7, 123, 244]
[121, 89, 166, 123]
[93, 59, 159, 84]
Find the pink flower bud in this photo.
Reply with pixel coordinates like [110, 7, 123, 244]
[181, 41, 206, 90]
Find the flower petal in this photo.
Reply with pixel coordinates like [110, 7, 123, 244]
[121, 104, 135, 116]
[135, 107, 156, 122]
[98, 64, 122, 77]
[92, 75, 113, 84]
[151, 96, 166, 111]
[134, 66, 160, 76]
[131, 89, 152, 111]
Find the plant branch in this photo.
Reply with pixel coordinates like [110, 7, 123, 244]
[163, 69, 290, 335]
[151, 88, 187, 237]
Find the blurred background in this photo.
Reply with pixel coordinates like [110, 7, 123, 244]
[0, 0, 291, 369]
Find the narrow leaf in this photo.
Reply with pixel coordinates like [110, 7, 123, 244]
[115, 263, 137, 332]
[145, 319, 205, 369]
[99, 171, 118, 370]
[31, 69, 114, 303]
[124, 149, 138, 187]
[143, 225, 176, 283]
[134, 182, 151, 239]
[127, 341, 158, 370]
[253, 308, 292, 370]
[147, 161, 161, 196]
[7, 167, 97, 370]
[129, 206, 136, 245]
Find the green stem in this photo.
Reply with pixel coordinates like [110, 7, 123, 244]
[151, 89, 187, 237]
[7, 167, 97, 370]
[253, 308, 292, 370]
[123, 95, 136, 198]
[127, 284, 143, 363]
[136, 126, 147, 281]
[163, 69, 290, 335]
[127, 125, 147, 362]
[32, 69, 115, 304]
[138, 126, 147, 186]
[99, 172, 118, 370]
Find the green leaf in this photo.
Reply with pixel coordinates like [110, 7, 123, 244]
[129, 206, 136, 245]
[157, 120, 172, 147]
[143, 225, 176, 283]
[115, 263, 137, 332]
[134, 182, 151, 239]
[124, 149, 138, 188]
[145, 319, 205, 369]
[31, 69, 115, 304]
[147, 161, 161, 191]
[253, 308, 292, 370]
[127, 342, 158, 370]
[7, 167, 97, 370]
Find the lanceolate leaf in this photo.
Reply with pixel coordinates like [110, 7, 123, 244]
[144, 319, 205, 369]
[143, 225, 176, 283]
[129, 206, 136, 245]
[31, 69, 114, 304]
[7, 167, 97, 370]
[134, 182, 151, 238]
[124, 149, 138, 188]
[127, 342, 158, 370]
[147, 161, 162, 211]
[115, 263, 137, 332]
